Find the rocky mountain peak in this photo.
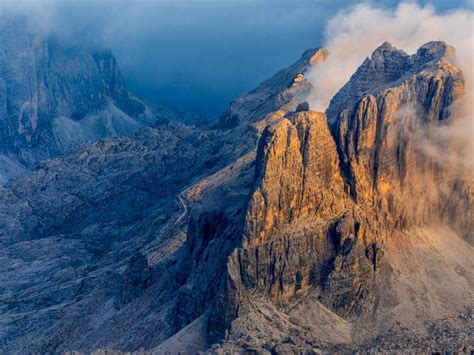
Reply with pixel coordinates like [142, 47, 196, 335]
[214, 47, 325, 129]
[327, 41, 461, 121]
[218, 41, 471, 351]
[0, 23, 167, 183]
[370, 40, 454, 67]
[413, 40, 455, 65]
[371, 41, 404, 58]
[327, 41, 469, 235]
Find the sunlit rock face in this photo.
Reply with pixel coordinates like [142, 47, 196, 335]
[228, 109, 380, 318]
[326, 41, 461, 121]
[328, 41, 471, 236]
[245, 110, 347, 245]
[224, 41, 470, 313]
[207, 41, 472, 352]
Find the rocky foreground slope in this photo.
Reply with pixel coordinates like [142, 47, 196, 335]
[0, 41, 472, 354]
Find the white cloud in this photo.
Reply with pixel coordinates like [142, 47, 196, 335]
[305, 1, 473, 170]
[306, 2, 473, 111]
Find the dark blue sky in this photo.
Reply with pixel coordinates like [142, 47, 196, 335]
[40, 0, 473, 116]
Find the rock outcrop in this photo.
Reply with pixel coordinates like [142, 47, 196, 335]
[214, 48, 326, 129]
[227, 110, 381, 321]
[180, 41, 472, 353]
[117, 252, 153, 306]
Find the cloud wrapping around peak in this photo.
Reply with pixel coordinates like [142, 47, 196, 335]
[305, 1, 473, 170]
[306, 2, 473, 111]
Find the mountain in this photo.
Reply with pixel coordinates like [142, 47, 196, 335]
[214, 47, 326, 129]
[0, 18, 168, 183]
[212, 41, 472, 352]
[328, 41, 471, 237]
[0, 40, 472, 354]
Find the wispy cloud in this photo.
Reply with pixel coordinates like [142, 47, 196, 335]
[305, 2, 473, 170]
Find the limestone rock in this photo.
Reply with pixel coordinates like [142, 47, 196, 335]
[295, 101, 310, 112]
[117, 252, 153, 306]
[244, 110, 348, 246]
[327, 41, 461, 120]
[214, 48, 326, 129]
[328, 41, 471, 235]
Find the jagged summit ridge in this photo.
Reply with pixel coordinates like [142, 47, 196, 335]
[215, 47, 326, 129]
[216, 40, 472, 352]
[414, 40, 456, 64]
[327, 40, 460, 120]
[371, 40, 455, 71]
[328, 41, 469, 235]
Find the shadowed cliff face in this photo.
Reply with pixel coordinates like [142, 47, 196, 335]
[0, 19, 166, 183]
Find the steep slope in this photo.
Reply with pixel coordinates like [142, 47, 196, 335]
[175, 41, 472, 353]
[214, 41, 472, 352]
[214, 47, 327, 129]
[0, 17, 166, 183]
[0, 123, 231, 353]
[234, 110, 379, 313]
[328, 41, 471, 237]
